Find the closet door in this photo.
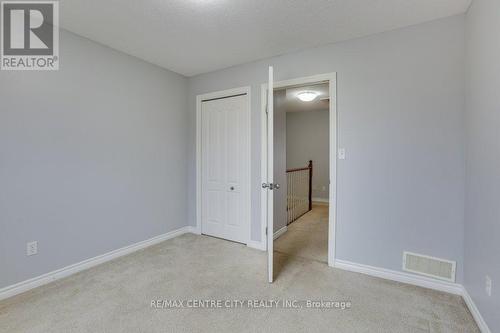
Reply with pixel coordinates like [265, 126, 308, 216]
[201, 94, 249, 243]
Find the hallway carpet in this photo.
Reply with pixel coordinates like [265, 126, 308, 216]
[275, 203, 329, 263]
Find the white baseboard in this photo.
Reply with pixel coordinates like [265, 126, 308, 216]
[245, 226, 285, 251]
[334, 259, 463, 295]
[188, 225, 201, 235]
[312, 197, 329, 204]
[247, 240, 266, 251]
[461, 286, 491, 333]
[0, 226, 195, 301]
[273, 226, 288, 240]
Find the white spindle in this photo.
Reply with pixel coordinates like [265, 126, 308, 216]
[286, 162, 312, 225]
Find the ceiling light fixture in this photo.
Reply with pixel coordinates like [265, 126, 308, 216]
[297, 91, 318, 102]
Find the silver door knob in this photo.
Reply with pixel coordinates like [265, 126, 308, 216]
[262, 183, 279, 190]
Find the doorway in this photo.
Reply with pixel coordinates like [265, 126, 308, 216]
[261, 72, 337, 282]
[196, 87, 251, 244]
[274, 82, 330, 263]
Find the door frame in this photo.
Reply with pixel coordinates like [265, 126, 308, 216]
[260, 72, 337, 267]
[195, 86, 252, 245]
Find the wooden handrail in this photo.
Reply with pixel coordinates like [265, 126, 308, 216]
[286, 166, 310, 173]
[286, 160, 313, 173]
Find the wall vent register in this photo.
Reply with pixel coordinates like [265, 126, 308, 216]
[403, 251, 456, 282]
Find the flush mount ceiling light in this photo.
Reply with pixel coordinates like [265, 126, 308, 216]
[297, 91, 319, 102]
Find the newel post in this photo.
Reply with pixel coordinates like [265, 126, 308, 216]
[308, 160, 313, 211]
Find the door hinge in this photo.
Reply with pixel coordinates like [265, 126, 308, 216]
[265, 227, 268, 236]
[265, 92, 269, 114]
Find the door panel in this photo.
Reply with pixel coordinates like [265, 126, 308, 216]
[267, 66, 274, 283]
[226, 190, 240, 227]
[203, 106, 225, 237]
[201, 94, 249, 244]
[226, 105, 241, 183]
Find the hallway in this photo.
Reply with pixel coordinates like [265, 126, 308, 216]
[274, 203, 329, 263]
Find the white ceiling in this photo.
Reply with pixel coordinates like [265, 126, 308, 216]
[60, 0, 472, 77]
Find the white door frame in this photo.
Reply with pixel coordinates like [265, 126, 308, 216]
[261, 72, 337, 267]
[196, 86, 252, 245]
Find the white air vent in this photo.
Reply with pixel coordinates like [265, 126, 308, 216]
[403, 252, 456, 282]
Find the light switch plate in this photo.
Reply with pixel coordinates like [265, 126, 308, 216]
[27, 241, 38, 256]
[486, 275, 492, 297]
[338, 148, 346, 160]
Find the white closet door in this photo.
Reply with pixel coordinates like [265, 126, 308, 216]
[201, 94, 249, 243]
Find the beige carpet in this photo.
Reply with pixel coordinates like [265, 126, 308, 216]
[0, 232, 478, 332]
[275, 203, 329, 263]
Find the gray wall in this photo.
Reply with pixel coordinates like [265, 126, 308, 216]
[0, 30, 188, 288]
[464, 0, 500, 330]
[187, 15, 466, 281]
[286, 110, 330, 200]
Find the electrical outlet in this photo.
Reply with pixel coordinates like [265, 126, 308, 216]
[26, 241, 38, 256]
[486, 275, 492, 297]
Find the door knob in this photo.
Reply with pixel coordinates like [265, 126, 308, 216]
[262, 183, 279, 190]
[230, 186, 234, 191]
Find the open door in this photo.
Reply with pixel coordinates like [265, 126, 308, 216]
[263, 66, 275, 283]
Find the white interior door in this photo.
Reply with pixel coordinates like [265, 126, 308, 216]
[201, 94, 249, 244]
[266, 66, 274, 283]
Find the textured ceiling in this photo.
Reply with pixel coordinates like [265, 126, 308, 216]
[60, 0, 472, 76]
